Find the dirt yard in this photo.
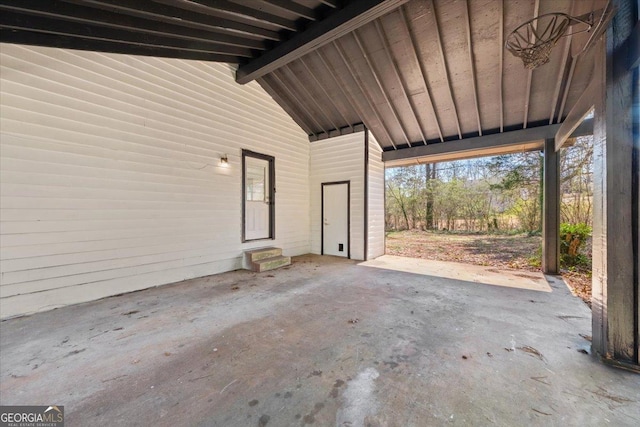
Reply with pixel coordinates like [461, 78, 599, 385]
[385, 230, 592, 305]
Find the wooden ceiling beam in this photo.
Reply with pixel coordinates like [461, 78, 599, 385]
[431, 0, 462, 139]
[258, 75, 316, 136]
[498, 0, 504, 133]
[316, 48, 366, 131]
[463, 0, 482, 136]
[333, 40, 396, 149]
[320, 1, 339, 9]
[522, 0, 540, 129]
[0, 29, 241, 62]
[272, 69, 329, 135]
[65, 0, 282, 41]
[0, 0, 266, 49]
[299, 56, 354, 131]
[399, 5, 443, 142]
[383, 119, 594, 164]
[353, 29, 411, 147]
[0, 12, 254, 57]
[282, 64, 341, 132]
[557, 55, 578, 122]
[261, 0, 317, 21]
[549, 33, 573, 124]
[236, 0, 410, 84]
[375, 19, 427, 145]
[170, 0, 298, 31]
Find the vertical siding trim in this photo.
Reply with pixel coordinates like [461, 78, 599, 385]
[364, 129, 369, 261]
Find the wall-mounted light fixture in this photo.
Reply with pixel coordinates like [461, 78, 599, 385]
[220, 154, 228, 166]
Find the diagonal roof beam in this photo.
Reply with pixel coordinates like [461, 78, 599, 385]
[260, 0, 317, 21]
[431, 0, 462, 139]
[549, 33, 573, 124]
[0, 0, 265, 49]
[399, 5, 443, 142]
[353, 29, 412, 147]
[375, 19, 427, 145]
[65, 0, 281, 41]
[299, 56, 354, 131]
[174, 0, 298, 31]
[333, 40, 396, 149]
[258, 76, 316, 136]
[316, 49, 367, 131]
[499, 0, 504, 132]
[556, 57, 577, 123]
[271, 70, 329, 135]
[523, 0, 540, 129]
[320, 1, 338, 9]
[0, 12, 254, 57]
[236, 0, 410, 84]
[281, 64, 341, 132]
[463, 0, 482, 136]
[0, 29, 241, 62]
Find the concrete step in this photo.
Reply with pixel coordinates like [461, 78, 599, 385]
[252, 255, 291, 273]
[245, 247, 282, 263]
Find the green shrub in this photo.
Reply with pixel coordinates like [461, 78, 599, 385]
[560, 223, 591, 267]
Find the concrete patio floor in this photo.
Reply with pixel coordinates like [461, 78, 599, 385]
[1, 254, 638, 426]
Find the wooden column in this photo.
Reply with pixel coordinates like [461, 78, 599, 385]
[542, 138, 560, 274]
[591, 0, 639, 368]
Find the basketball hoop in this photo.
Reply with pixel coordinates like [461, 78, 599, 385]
[505, 4, 615, 70]
[506, 13, 572, 69]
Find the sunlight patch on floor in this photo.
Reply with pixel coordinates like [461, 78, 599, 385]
[360, 255, 551, 292]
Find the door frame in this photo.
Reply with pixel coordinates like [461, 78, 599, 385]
[242, 149, 275, 242]
[321, 180, 350, 258]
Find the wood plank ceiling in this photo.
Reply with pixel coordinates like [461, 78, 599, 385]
[0, 0, 601, 156]
[257, 0, 600, 152]
[0, 0, 338, 62]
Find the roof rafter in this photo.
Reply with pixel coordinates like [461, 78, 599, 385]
[399, 5, 443, 142]
[463, 0, 482, 136]
[258, 75, 316, 136]
[299, 56, 354, 131]
[333, 40, 396, 149]
[523, 0, 540, 129]
[0, 29, 240, 62]
[320, 1, 338, 9]
[0, 0, 266, 49]
[0, 12, 254, 57]
[499, 0, 504, 132]
[172, 0, 298, 31]
[375, 18, 427, 145]
[549, 33, 573, 124]
[65, 0, 282, 41]
[281, 63, 341, 132]
[557, 54, 578, 122]
[316, 48, 367, 131]
[236, 0, 410, 84]
[260, 0, 317, 21]
[272, 69, 329, 135]
[431, 0, 462, 139]
[353, 28, 411, 147]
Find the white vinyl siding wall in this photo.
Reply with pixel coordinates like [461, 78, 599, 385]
[367, 132, 385, 259]
[310, 133, 365, 260]
[0, 45, 310, 319]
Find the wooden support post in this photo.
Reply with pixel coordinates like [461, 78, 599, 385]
[542, 138, 560, 274]
[591, 0, 639, 368]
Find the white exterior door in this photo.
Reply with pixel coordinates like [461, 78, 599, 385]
[244, 155, 272, 240]
[322, 182, 349, 257]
